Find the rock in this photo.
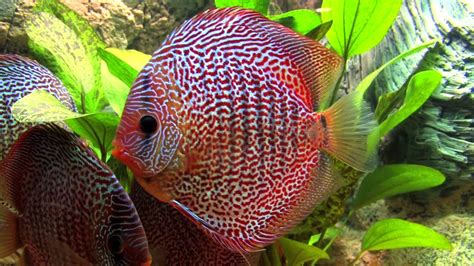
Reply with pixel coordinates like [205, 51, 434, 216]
[0, 0, 210, 55]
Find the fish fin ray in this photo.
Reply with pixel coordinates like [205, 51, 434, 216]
[315, 92, 379, 172]
[0, 205, 21, 259]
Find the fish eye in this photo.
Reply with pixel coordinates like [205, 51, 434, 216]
[139, 115, 158, 134]
[107, 234, 124, 255]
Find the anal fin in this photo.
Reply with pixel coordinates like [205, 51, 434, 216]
[0, 205, 21, 259]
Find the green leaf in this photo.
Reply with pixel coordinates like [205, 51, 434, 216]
[355, 39, 437, 95]
[103, 48, 151, 72]
[98, 48, 139, 88]
[362, 219, 452, 252]
[308, 227, 340, 246]
[269, 9, 321, 35]
[378, 70, 442, 137]
[11, 90, 88, 122]
[101, 61, 131, 116]
[374, 88, 404, 123]
[66, 112, 120, 162]
[321, 0, 402, 58]
[352, 164, 445, 209]
[26, 12, 105, 113]
[215, 0, 270, 14]
[306, 20, 333, 41]
[278, 238, 329, 265]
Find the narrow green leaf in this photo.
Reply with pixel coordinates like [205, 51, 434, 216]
[66, 112, 120, 161]
[215, 0, 270, 14]
[306, 20, 333, 41]
[12, 90, 88, 122]
[356, 39, 437, 94]
[352, 164, 445, 209]
[279, 238, 329, 265]
[378, 70, 442, 137]
[101, 61, 131, 116]
[269, 9, 321, 35]
[98, 48, 139, 88]
[362, 219, 452, 251]
[104, 48, 151, 72]
[321, 0, 402, 58]
[374, 88, 404, 123]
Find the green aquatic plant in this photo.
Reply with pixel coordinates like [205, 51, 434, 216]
[11, 0, 454, 264]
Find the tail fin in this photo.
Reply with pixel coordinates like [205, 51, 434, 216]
[310, 92, 379, 172]
[0, 204, 20, 259]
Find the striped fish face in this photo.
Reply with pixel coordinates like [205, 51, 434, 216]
[0, 54, 76, 160]
[98, 182, 151, 265]
[0, 124, 151, 265]
[113, 64, 183, 181]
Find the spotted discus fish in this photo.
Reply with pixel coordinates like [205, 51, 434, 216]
[131, 181, 261, 265]
[0, 54, 76, 160]
[113, 8, 377, 252]
[0, 124, 151, 265]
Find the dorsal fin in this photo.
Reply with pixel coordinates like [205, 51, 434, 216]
[169, 7, 343, 110]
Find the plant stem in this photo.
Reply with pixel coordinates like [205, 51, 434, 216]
[352, 251, 365, 266]
[316, 228, 327, 247]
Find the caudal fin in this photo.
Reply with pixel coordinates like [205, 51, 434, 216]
[0, 204, 20, 259]
[312, 92, 379, 172]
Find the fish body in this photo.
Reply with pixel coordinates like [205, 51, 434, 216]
[113, 8, 377, 252]
[131, 182, 261, 265]
[0, 124, 151, 265]
[0, 54, 76, 160]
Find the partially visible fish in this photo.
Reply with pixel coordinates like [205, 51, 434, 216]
[0, 54, 76, 160]
[130, 181, 261, 265]
[113, 8, 377, 252]
[0, 124, 151, 265]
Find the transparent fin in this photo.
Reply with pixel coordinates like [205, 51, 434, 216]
[317, 92, 379, 172]
[0, 205, 20, 259]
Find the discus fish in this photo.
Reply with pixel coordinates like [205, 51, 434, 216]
[0, 54, 76, 160]
[0, 124, 151, 265]
[130, 181, 261, 265]
[113, 8, 377, 252]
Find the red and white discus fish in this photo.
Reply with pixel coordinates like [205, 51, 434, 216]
[0, 124, 151, 265]
[131, 181, 261, 265]
[0, 54, 76, 160]
[113, 8, 377, 252]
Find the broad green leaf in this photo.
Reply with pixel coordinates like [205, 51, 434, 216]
[33, 0, 107, 113]
[98, 48, 139, 88]
[215, 0, 270, 14]
[66, 112, 120, 162]
[12, 90, 88, 122]
[104, 48, 151, 72]
[308, 227, 340, 246]
[374, 88, 404, 123]
[269, 9, 321, 35]
[362, 219, 452, 251]
[321, 0, 402, 58]
[278, 238, 329, 265]
[352, 164, 445, 209]
[101, 61, 131, 116]
[378, 70, 442, 137]
[26, 12, 105, 113]
[306, 20, 333, 41]
[356, 39, 437, 94]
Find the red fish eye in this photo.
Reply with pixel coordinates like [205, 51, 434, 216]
[107, 234, 124, 255]
[140, 115, 158, 134]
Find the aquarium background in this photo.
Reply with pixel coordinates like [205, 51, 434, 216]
[0, 0, 472, 265]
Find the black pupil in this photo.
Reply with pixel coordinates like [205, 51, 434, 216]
[109, 235, 123, 254]
[140, 115, 157, 134]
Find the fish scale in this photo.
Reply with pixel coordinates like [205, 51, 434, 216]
[114, 7, 377, 253]
[0, 54, 76, 160]
[0, 124, 151, 265]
